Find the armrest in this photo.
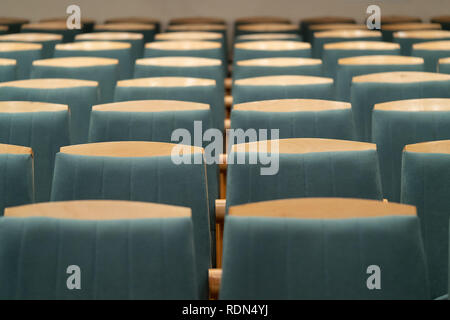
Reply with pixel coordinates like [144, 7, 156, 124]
[225, 77, 232, 90]
[209, 268, 222, 300]
[225, 95, 233, 109]
[215, 199, 226, 224]
[219, 153, 227, 172]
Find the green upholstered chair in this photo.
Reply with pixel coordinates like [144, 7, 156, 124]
[94, 23, 156, 44]
[0, 79, 99, 144]
[393, 30, 450, 56]
[31, 57, 119, 103]
[114, 77, 224, 132]
[133, 57, 224, 129]
[76, 32, 144, 66]
[0, 42, 42, 79]
[105, 17, 161, 34]
[226, 138, 383, 209]
[312, 30, 382, 58]
[412, 41, 450, 72]
[350, 72, 450, 142]
[439, 57, 450, 74]
[0, 101, 69, 202]
[381, 15, 421, 25]
[0, 200, 198, 299]
[54, 41, 133, 80]
[50, 141, 211, 299]
[21, 22, 81, 43]
[0, 33, 62, 58]
[235, 33, 301, 43]
[233, 57, 322, 81]
[373, 98, 450, 203]
[322, 41, 401, 78]
[0, 58, 16, 82]
[336, 55, 425, 102]
[0, 143, 33, 215]
[382, 23, 442, 42]
[231, 99, 354, 141]
[401, 140, 450, 299]
[233, 41, 311, 63]
[300, 16, 356, 43]
[0, 17, 29, 33]
[220, 198, 430, 300]
[235, 23, 300, 37]
[170, 17, 226, 25]
[40, 17, 96, 33]
[308, 23, 367, 48]
[431, 16, 450, 31]
[166, 24, 228, 54]
[232, 75, 334, 105]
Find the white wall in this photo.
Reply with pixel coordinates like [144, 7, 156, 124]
[1, 0, 449, 30]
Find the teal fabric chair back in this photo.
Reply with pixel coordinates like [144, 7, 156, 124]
[373, 98, 450, 202]
[322, 41, 401, 78]
[114, 77, 224, 132]
[431, 17, 450, 31]
[0, 18, 29, 33]
[0, 143, 33, 215]
[31, 57, 119, 103]
[0, 101, 69, 202]
[133, 57, 224, 130]
[165, 24, 227, 47]
[235, 23, 300, 37]
[439, 58, 450, 74]
[233, 57, 322, 80]
[312, 30, 382, 58]
[350, 72, 450, 142]
[233, 41, 311, 63]
[50, 141, 211, 299]
[94, 23, 156, 43]
[336, 56, 425, 102]
[0, 58, 16, 82]
[220, 198, 430, 300]
[0, 42, 42, 79]
[231, 99, 354, 141]
[0, 79, 99, 144]
[226, 138, 383, 209]
[232, 75, 334, 105]
[234, 17, 291, 35]
[393, 30, 450, 56]
[401, 140, 450, 299]
[39, 17, 96, 34]
[234, 33, 301, 43]
[300, 16, 356, 43]
[0, 33, 62, 58]
[381, 23, 442, 42]
[308, 23, 366, 44]
[412, 41, 450, 72]
[104, 17, 161, 34]
[54, 41, 133, 80]
[0, 200, 198, 299]
[21, 22, 81, 43]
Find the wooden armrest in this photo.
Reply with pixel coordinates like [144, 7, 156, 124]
[216, 199, 226, 223]
[219, 153, 227, 171]
[224, 119, 230, 130]
[225, 95, 233, 109]
[209, 268, 222, 300]
[225, 77, 232, 90]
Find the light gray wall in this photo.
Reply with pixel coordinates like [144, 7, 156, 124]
[1, 0, 448, 30]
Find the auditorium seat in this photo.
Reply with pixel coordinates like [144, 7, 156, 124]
[220, 198, 430, 299]
[0, 101, 69, 202]
[94, 23, 156, 43]
[234, 33, 301, 43]
[170, 17, 226, 25]
[230, 99, 354, 141]
[431, 16, 450, 30]
[373, 98, 450, 203]
[393, 30, 450, 55]
[412, 41, 450, 72]
[0, 78, 98, 144]
[300, 16, 356, 43]
[0, 33, 62, 58]
[31, 57, 119, 103]
[232, 75, 334, 105]
[226, 138, 383, 209]
[351, 72, 450, 142]
[50, 141, 211, 299]
[114, 77, 224, 131]
[54, 41, 132, 80]
[312, 30, 382, 58]
[336, 55, 424, 101]
[322, 41, 401, 78]
[40, 17, 96, 33]
[105, 17, 160, 33]
[382, 23, 442, 42]
[0, 200, 198, 299]
[233, 41, 311, 62]
[235, 16, 291, 26]
[0, 26, 5, 35]
[381, 15, 421, 25]
[0, 42, 42, 79]
[235, 23, 300, 37]
[21, 22, 81, 43]
[0, 143, 33, 215]
[439, 57, 450, 74]
[233, 57, 322, 80]
[401, 140, 450, 299]
[0, 58, 16, 82]
[309, 23, 366, 33]
[0, 17, 30, 33]
[166, 23, 227, 36]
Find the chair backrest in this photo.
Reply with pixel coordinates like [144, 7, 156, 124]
[50, 141, 211, 299]
[0, 200, 198, 299]
[0, 42, 42, 79]
[21, 22, 80, 42]
[0, 17, 30, 33]
[94, 23, 156, 42]
[439, 57, 450, 74]
[0, 101, 69, 202]
[236, 23, 299, 36]
[382, 23, 442, 41]
[0, 58, 16, 82]
[226, 138, 383, 208]
[0, 33, 62, 58]
[170, 17, 226, 25]
[235, 33, 300, 42]
[401, 139, 450, 299]
[381, 15, 421, 25]
[233, 40, 311, 62]
[155, 31, 222, 42]
[236, 16, 291, 25]
[166, 24, 227, 33]
[393, 30, 450, 55]
[373, 98, 450, 202]
[412, 40, 450, 72]
[220, 197, 429, 299]
[300, 16, 356, 42]
[104, 17, 160, 33]
[0, 143, 33, 215]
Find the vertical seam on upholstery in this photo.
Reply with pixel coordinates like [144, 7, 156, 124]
[16, 219, 26, 299]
